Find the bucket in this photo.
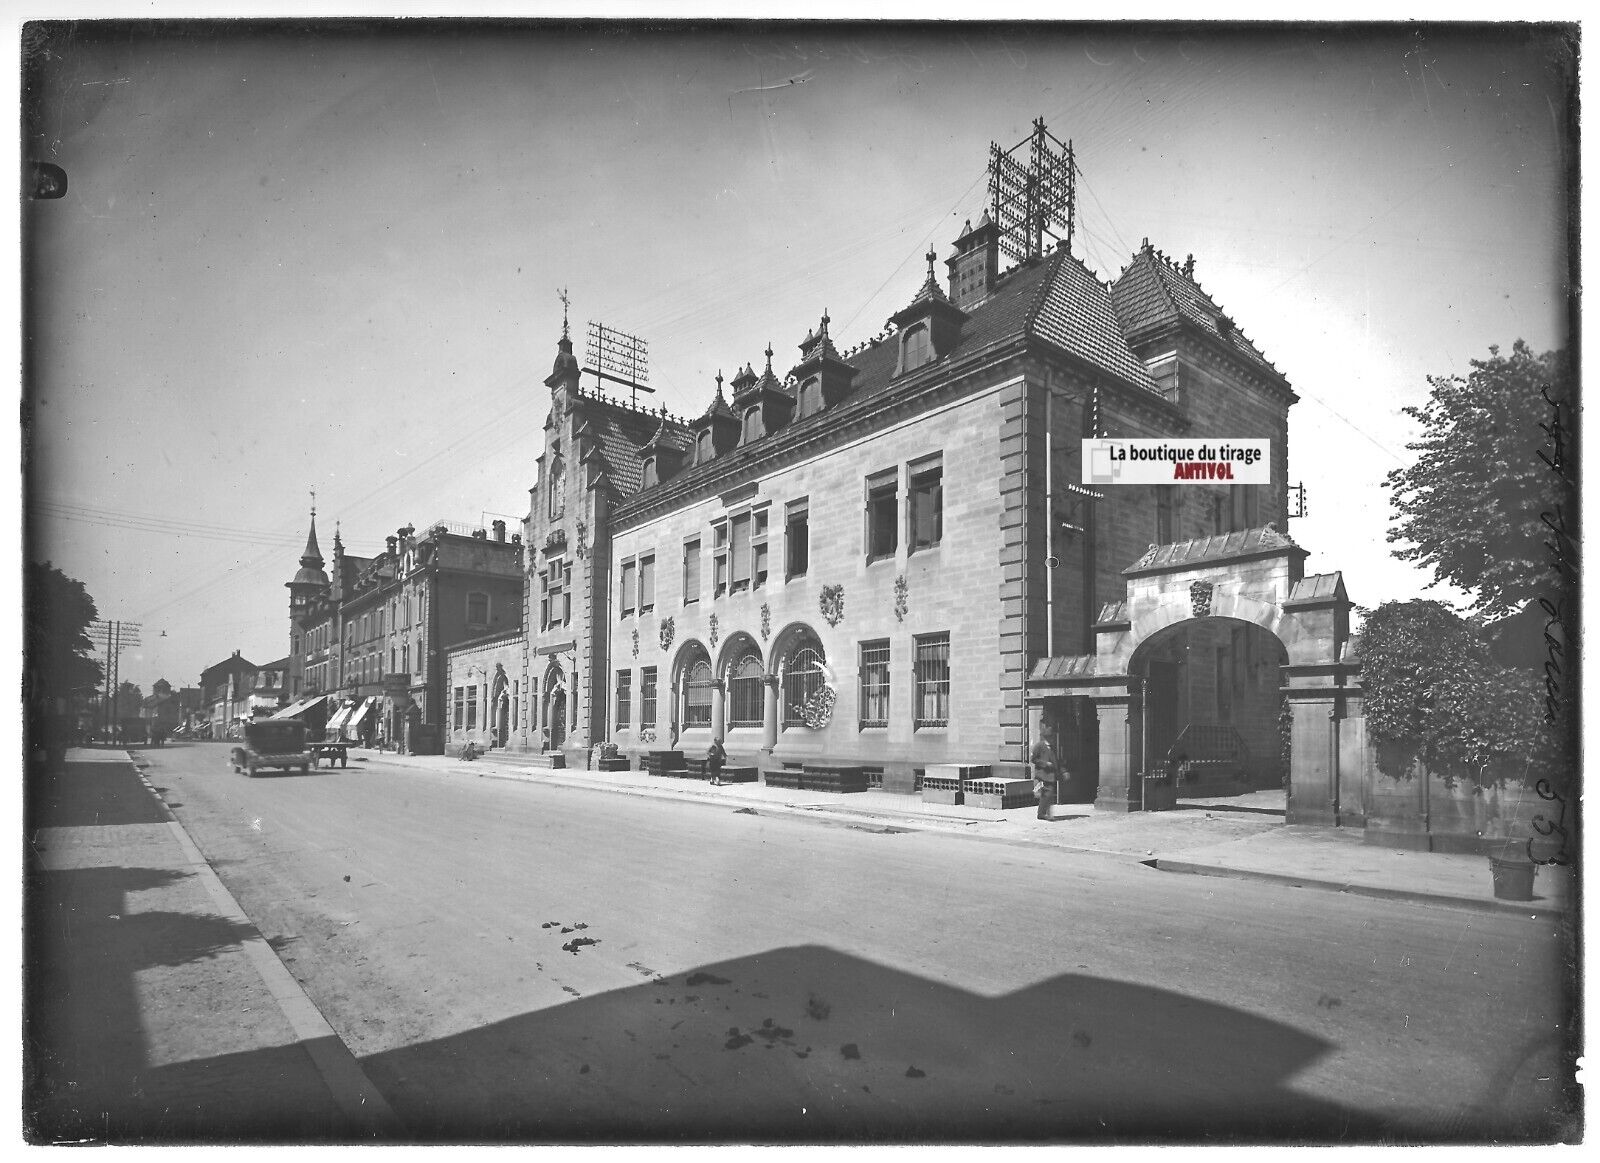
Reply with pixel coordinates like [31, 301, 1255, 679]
[1489, 856, 1536, 902]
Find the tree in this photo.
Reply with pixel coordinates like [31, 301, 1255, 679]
[115, 681, 144, 719]
[1354, 600, 1560, 789]
[1385, 341, 1574, 621]
[24, 562, 103, 708]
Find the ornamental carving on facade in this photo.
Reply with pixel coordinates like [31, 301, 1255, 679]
[1190, 580, 1215, 618]
[798, 684, 837, 730]
[894, 574, 909, 623]
[659, 615, 676, 653]
[631, 628, 640, 658]
[759, 603, 771, 641]
[544, 528, 568, 555]
[708, 613, 719, 649]
[575, 521, 588, 559]
[819, 583, 846, 628]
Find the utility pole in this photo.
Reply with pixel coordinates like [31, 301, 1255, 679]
[90, 619, 142, 740]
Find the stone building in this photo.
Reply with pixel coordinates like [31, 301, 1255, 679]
[287, 513, 523, 752]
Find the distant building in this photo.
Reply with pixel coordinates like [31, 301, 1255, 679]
[286, 515, 523, 752]
[199, 650, 257, 739]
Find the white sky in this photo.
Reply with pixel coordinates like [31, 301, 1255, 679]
[19, 14, 1577, 693]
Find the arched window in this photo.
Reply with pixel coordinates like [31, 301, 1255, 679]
[727, 655, 764, 728]
[799, 377, 822, 419]
[643, 457, 658, 488]
[683, 660, 714, 727]
[782, 643, 826, 726]
[899, 323, 933, 374]
[697, 430, 713, 464]
[743, 406, 762, 444]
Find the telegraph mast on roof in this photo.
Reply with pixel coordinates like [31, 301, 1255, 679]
[988, 116, 1077, 264]
[583, 321, 654, 408]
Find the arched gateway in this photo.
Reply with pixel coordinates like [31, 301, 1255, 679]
[1025, 526, 1357, 825]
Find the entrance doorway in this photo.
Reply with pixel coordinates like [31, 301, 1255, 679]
[546, 685, 567, 752]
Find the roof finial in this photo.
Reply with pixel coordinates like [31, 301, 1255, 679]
[764, 342, 774, 371]
[309, 488, 316, 520]
[716, 370, 724, 396]
[820, 309, 830, 336]
[557, 287, 570, 338]
[925, 248, 936, 281]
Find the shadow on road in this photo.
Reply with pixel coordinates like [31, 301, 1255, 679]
[359, 944, 1395, 1144]
[24, 758, 361, 1144]
[27, 756, 171, 829]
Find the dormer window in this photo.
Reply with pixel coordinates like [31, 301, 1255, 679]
[643, 457, 658, 488]
[742, 406, 761, 444]
[799, 377, 822, 419]
[898, 323, 933, 375]
[697, 430, 713, 464]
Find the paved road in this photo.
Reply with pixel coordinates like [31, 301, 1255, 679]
[139, 742, 1575, 1142]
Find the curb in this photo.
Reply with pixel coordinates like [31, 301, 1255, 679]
[128, 754, 402, 1136]
[1148, 856, 1574, 919]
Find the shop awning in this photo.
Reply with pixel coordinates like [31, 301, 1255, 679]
[348, 697, 376, 731]
[324, 701, 355, 735]
[269, 694, 329, 721]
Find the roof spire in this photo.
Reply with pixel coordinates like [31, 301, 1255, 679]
[557, 286, 570, 339]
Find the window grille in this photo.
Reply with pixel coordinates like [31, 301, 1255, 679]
[914, 633, 950, 727]
[640, 666, 659, 729]
[783, 644, 826, 726]
[684, 660, 714, 727]
[615, 669, 632, 731]
[728, 655, 764, 728]
[859, 640, 890, 728]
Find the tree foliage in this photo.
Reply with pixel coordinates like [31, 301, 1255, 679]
[24, 562, 103, 706]
[1355, 600, 1562, 788]
[1385, 341, 1574, 620]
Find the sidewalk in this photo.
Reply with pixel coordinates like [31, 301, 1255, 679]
[364, 747, 1577, 919]
[25, 750, 396, 1143]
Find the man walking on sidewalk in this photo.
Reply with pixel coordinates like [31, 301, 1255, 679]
[1030, 718, 1060, 821]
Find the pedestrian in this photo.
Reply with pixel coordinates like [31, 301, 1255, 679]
[1030, 726, 1059, 821]
[706, 737, 727, 785]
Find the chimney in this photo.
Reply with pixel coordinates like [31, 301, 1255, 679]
[492, 520, 507, 542]
[386, 535, 398, 555]
[947, 211, 1000, 311]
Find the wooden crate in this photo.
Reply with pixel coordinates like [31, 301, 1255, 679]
[763, 769, 801, 789]
[924, 763, 992, 784]
[721, 765, 759, 784]
[921, 775, 964, 805]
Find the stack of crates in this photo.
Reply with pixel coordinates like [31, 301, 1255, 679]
[799, 765, 868, 793]
[644, 750, 686, 777]
[763, 768, 801, 789]
[920, 764, 992, 806]
[720, 765, 759, 784]
[965, 778, 1037, 811]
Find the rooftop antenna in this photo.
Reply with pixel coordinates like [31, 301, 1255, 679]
[558, 287, 570, 337]
[988, 116, 1077, 264]
[584, 319, 654, 408]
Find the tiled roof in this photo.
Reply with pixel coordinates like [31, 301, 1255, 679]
[1123, 524, 1302, 576]
[1110, 246, 1283, 381]
[1027, 654, 1097, 681]
[1287, 572, 1346, 604]
[616, 248, 1175, 508]
[580, 400, 687, 497]
[1030, 253, 1159, 391]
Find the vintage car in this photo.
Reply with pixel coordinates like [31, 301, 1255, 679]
[230, 719, 313, 777]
